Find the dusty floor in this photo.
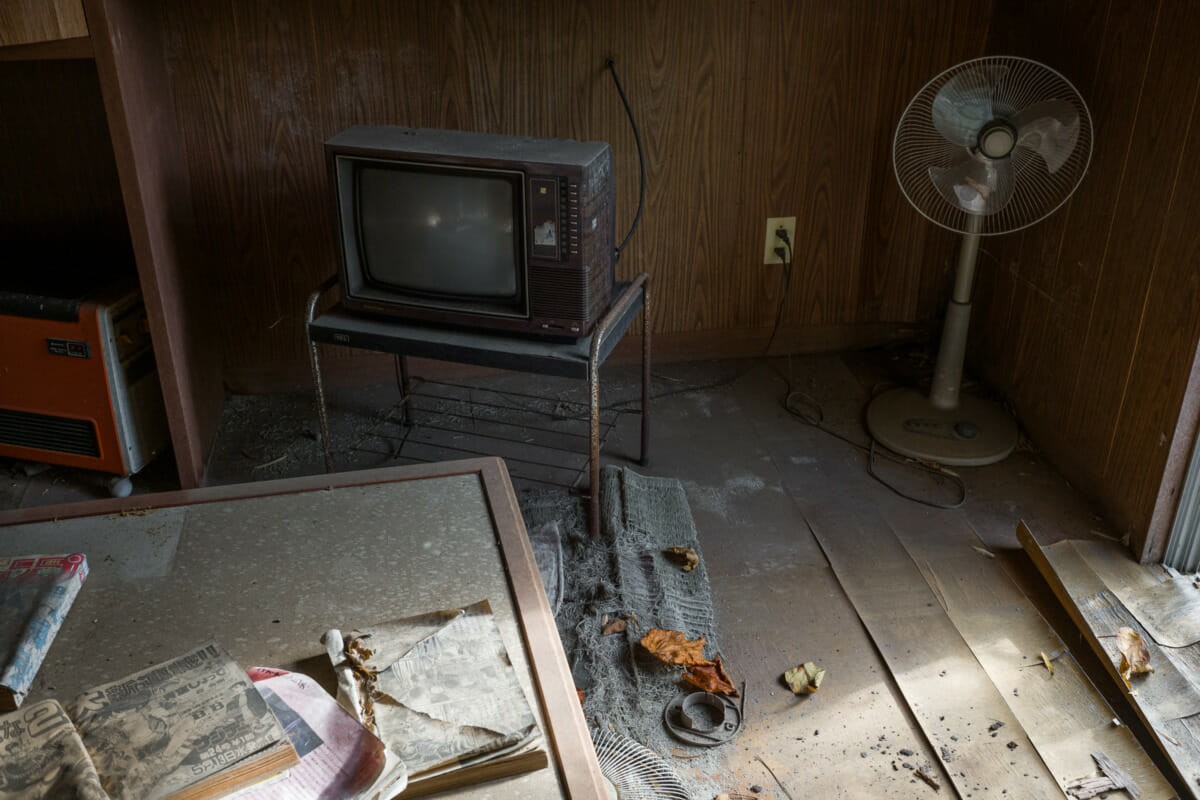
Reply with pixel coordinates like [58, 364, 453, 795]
[0, 351, 1140, 797]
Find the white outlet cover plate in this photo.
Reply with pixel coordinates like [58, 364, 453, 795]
[763, 217, 797, 264]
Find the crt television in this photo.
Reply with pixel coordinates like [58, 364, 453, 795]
[326, 126, 615, 338]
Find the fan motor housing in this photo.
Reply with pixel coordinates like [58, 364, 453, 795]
[977, 120, 1017, 159]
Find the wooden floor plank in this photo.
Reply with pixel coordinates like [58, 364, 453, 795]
[1020, 523, 1200, 796]
[805, 504, 1067, 799]
[708, 566, 951, 798]
[774, 415, 1172, 797]
[914, 545, 1175, 797]
[1073, 538, 1200, 649]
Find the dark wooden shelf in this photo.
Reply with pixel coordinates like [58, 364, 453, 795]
[0, 36, 92, 62]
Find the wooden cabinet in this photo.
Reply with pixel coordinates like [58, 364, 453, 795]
[0, 2, 223, 489]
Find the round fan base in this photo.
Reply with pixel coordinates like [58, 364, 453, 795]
[866, 387, 1018, 467]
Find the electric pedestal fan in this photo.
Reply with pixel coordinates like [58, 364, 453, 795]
[867, 56, 1093, 466]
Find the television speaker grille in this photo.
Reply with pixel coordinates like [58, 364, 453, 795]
[529, 264, 592, 321]
[0, 407, 101, 458]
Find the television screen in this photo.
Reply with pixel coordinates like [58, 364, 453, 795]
[356, 163, 521, 300]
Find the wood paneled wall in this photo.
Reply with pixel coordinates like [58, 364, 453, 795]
[0, 59, 130, 263]
[0, 0, 86, 46]
[152, 0, 993, 386]
[973, 0, 1200, 558]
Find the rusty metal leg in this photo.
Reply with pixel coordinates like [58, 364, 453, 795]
[586, 273, 649, 537]
[306, 277, 338, 474]
[309, 338, 335, 473]
[640, 281, 651, 467]
[396, 355, 412, 426]
[589, 355, 601, 539]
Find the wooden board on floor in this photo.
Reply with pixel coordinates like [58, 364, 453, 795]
[914, 542, 1174, 796]
[805, 505, 1067, 799]
[706, 567, 950, 798]
[1072, 538, 1200, 649]
[1020, 523, 1200, 795]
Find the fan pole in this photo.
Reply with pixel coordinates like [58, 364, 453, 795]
[929, 214, 982, 410]
[865, 213, 1018, 466]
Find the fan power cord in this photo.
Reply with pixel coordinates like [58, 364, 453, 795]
[606, 58, 646, 262]
[763, 230, 794, 357]
[605, 227, 794, 412]
[778, 362, 966, 510]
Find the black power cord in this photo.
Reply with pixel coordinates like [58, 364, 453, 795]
[776, 364, 966, 509]
[606, 59, 646, 261]
[763, 229, 794, 358]
[609, 220, 966, 509]
[606, 226, 795, 411]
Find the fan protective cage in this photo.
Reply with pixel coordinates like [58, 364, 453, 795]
[592, 728, 691, 800]
[893, 55, 1093, 235]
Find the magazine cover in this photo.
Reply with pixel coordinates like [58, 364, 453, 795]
[0, 553, 89, 711]
[68, 642, 294, 800]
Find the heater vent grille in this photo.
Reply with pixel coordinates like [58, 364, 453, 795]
[0, 408, 100, 458]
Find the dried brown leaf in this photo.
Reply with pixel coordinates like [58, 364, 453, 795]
[682, 654, 739, 696]
[665, 546, 700, 572]
[602, 617, 628, 635]
[641, 629, 708, 667]
[1116, 626, 1153, 686]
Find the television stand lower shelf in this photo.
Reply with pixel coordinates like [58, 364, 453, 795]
[306, 274, 650, 536]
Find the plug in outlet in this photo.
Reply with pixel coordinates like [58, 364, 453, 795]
[763, 217, 796, 264]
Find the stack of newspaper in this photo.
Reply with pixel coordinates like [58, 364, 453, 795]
[0, 600, 545, 800]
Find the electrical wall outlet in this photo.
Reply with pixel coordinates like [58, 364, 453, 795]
[763, 217, 796, 264]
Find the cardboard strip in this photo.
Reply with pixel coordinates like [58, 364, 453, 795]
[807, 507, 1067, 799]
[1019, 521, 1200, 797]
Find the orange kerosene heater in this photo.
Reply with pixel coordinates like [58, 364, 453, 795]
[0, 280, 169, 497]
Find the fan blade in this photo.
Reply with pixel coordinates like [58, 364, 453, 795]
[1013, 99, 1080, 174]
[930, 65, 1009, 147]
[929, 155, 1015, 215]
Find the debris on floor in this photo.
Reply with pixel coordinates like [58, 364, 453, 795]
[1116, 626, 1153, 687]
[640, 629, 738, 695]
[592, 728, 690, 800]
[782, 661, 826, 695]
[913, 766, 940, 790]
[754, 756, 796, 800]
[663, 689, 743, 746]
[1065, 751, 1140, 799]
[642, 629, 709, 666]
[665, 545, 700, 572]
[681, 654, 737, 696]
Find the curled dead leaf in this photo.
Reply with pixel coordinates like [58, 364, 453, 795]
[681, 654, 739, 696]
[665, 545, 700, 572]
[783, 662, 826, 694]
[1116, 626, 1153, 687]
[602, 617, 628, 635]
[641, 629, 708, 667]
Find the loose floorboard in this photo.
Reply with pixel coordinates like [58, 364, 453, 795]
[916, 544, 1172, 796]
[782, 434, 1065, 798]
[1022, 525, 1200, 796]
[774, 416, 1176, 797]
[806, 507, 1065, 799]
[705, 567, 951, 798]
[1072, 538, 1200, 649]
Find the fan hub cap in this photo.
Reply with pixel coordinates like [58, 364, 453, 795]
[977, 120, 1017, 159]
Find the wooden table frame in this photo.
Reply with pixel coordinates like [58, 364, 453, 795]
[0, 458, 608, 799]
